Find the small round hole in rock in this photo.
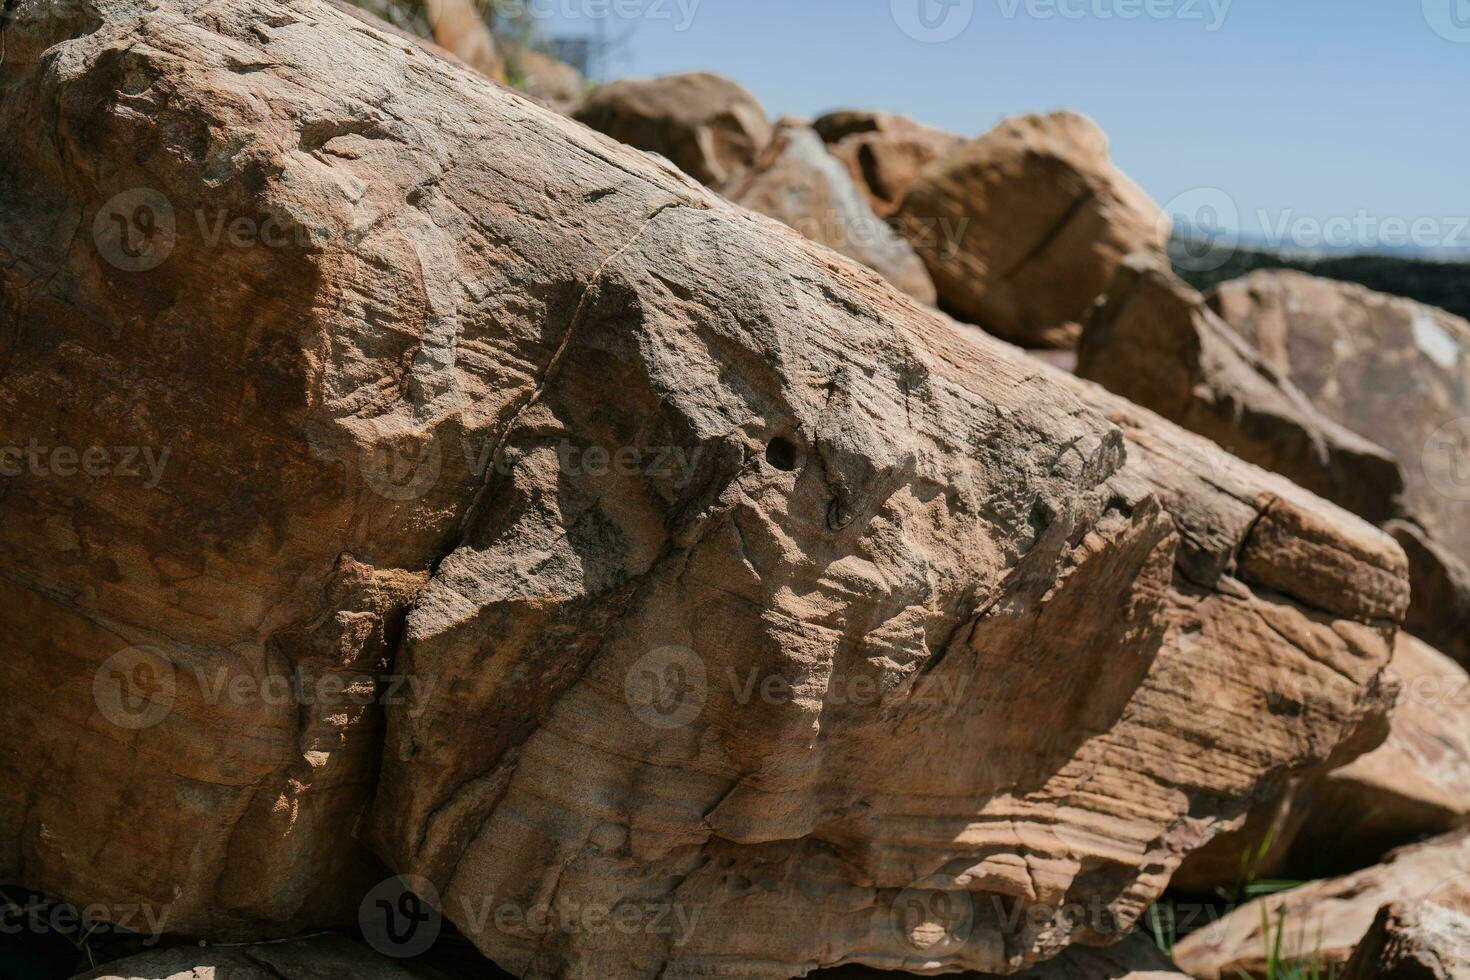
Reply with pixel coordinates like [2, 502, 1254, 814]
[765, 436, 801, 471]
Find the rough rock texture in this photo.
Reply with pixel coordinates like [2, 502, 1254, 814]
[574, 71, 773, 187]
[1174, 829, 1470, 979]
[1175, 633, 1470, 890]
[1210, 271, 1470, 563]
[812, 110, 963, 219]
[726, 122, 937, 303]
[73, 936, 459, 980]
[1341, 902, 1470, 980]
[1077, 256, 1406, 526]
[1388, 521, 1470, 668]
[1211, 272, 1470, 668]
[0, 1, 1408, 978]
[895, 111, 1166, 349]
[816, 933, 1189, 979]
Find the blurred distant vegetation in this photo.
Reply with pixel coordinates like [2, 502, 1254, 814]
[1171, 238, 1470, 321]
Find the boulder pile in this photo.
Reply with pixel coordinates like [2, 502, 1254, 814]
[0, 1, 1465, 979]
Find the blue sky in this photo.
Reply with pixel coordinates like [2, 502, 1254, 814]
[535, 0, 1467, 243]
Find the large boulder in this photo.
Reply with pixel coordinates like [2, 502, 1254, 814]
[573, 71, 773, 187]
[1174, 829, 1470, 979]
[726, 121, 937, 303]
[1077, 256, 1406, 526]
[1341, 902, 1470, 980]
[813, 110, 963, 219]
[1175, 632, 1470, 890]
[73, 935, 460, 980]
[895, 111, 1167, 349]
[1210, 271, 1470, 563]
[0, 1, 1406, 978]
[1211, 271, 1470, 664]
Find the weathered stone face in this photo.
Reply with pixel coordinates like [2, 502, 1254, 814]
[1210, 271, 1470, 666]
[1175, 829, 1470, 980]
[1175, 632, 1470, 891]
[1210, 270, 1470, 566]
[895, 111, 1167, 350]
[1078, 256, 1406, 526]
[0, 2, 1410, 979]
[1341, 902, 1470, 980]
[573, 71, 773, 188]
[727, 122, 937, 304]
[813, 110, 964, 219]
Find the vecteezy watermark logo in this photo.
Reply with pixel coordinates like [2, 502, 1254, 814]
[92, 647, 177, 730]
[93, 188, 177, 273]
[1424, 0, 1470, 42]
[0, 442, 171, 488]
[1424, 417, 1470, 502]
[360, 875, 442, 958]
[994, 0, 1232, 30]
[890, 887, 974, 956]
[497, 0, 702, 30]
[623, 646, 706, 729]
[1162, 187, 1240, 272]
[892, 0, 976, 42]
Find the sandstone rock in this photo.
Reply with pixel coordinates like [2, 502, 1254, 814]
[895, 111, 1166, 349]
[1174, 829, 1470, 979]
[1387, 521, 1470, 668]
[726, 122, 937, 303]
[1, 2, 1407, 978]
[423, 0, 504, 82]
[1210, 271, 1470, 564]
[1341, 901, 1470, 980]
[573, 71, 773, 187]
[73, 935, 461, 980]
[508, 45, 585, 108]
[1176, 632, 1470, 890]
[812, 110, 963, 218]
[816, 933, 1189, 978]
[1077, 256, 1406, 525]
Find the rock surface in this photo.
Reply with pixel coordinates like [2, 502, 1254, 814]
[1174, 829, 1470, 979]
[72, 936, 459, 980]
[0, 1, 1407, 978]
[813, 110, 963, 218]
[816, 933, 1189, 978]
[574, 71, 773, 187]
[1341, 901, 1470, 980]
[1210, 271, 1470, 563]
[726, 122, 937, 303]
[1078, 256, 1406, 525]
[1387, 521, 1470, 668]
[896, 111, 1166, 349]
[1176, 632, 1470, 889]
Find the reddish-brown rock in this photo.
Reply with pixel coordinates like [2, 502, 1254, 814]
[813, 110, 963, 218]
[1211, 271, 1470, 665]
[1341, 902, 1470, 980]
[573, 71, 773, 187]
[1175, 632, 1470, 890]
[1175, 829, 1470, 979]
[727, 122, 937, 303]
[0, 2, 1407, 978]
[1078, 256, 1406, 525]
[1210, 271, 1470, 561]
[895, 111, 1167, 349]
